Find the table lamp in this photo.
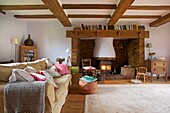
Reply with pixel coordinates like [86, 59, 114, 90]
[65, 48, 72, 66]
[14, 38, 19, 62]
[146, 43, 152, 59]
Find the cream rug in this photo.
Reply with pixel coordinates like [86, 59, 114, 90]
[85, 84, 170, 113]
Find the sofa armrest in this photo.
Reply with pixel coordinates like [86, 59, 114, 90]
[45, 82, 56, 103]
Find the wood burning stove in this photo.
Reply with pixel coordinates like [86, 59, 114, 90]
[100, 60, 112, 74]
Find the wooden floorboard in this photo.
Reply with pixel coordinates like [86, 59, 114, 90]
[61, 74, 170, 113]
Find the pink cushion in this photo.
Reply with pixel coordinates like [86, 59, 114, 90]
[30, 73, 46, 81]
[55, 63, 70, 75]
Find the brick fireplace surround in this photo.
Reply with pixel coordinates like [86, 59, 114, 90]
[71, 38, 145, 74]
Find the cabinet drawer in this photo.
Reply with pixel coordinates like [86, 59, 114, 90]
[152, 61, 167, 67]
[152, 68, 166, 74]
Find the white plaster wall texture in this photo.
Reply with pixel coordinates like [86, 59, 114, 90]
[0, 13, 27, 62]
[27, 22, 72, 63]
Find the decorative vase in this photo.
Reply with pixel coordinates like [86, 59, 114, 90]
[24, 34, 34, 46]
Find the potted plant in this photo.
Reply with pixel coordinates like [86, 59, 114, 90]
[56, 58, 65, 64]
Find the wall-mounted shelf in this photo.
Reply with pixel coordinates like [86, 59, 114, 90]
[66, 30, 149, 38]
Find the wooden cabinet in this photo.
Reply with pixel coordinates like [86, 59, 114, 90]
[145, 59, 168, 82]
[20, 45, 37, 62]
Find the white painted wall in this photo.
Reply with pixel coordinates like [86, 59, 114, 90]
[145, 23, 170, 74]
[27, 22, 72, 63]
[0, 13, 27, 62]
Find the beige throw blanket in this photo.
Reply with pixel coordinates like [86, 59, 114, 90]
[4, 81, 46, 113]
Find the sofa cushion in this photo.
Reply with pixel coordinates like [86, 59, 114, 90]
[45, 58, 55, 69]
[9, 69, 35, 82]
[24, 66, 37, 73]
[0, 64, 25, 82]
[40, 70, 58, 88]
[35, 58, 47, 70]
[26, 62, 41, 71]
[30, 73, 46, 81]
[45, 66, 61, 78]
[55, 64, 70, 75]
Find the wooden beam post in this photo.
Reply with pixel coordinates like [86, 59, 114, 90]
[108, 0, 135, 25]
[150, 13, 170, 27]
[42, 0, 71, 27]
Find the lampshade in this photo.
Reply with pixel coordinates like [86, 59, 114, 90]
[14, 38, 19, 45]
[65, 48, 71, 53]
[146, 43, 152, 48]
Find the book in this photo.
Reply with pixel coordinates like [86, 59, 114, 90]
[138, 25, 145, 30]
[79, 75, 97, 82]
[108, 25, 114, 30]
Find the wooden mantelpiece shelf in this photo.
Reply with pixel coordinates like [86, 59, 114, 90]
[66, 30, 149, 38]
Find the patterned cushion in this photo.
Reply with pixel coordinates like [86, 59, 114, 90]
[55, 64, 70, 75]
[40, 70, 58, 88]
[45, 58, 55, 69]
[24, 66, 37, 73]
[9, 69, 35, 82]
[45, 66, 61, 77]
[30, 73, 46, 81]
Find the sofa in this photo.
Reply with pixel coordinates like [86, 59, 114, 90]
[0, 58, 72, 113]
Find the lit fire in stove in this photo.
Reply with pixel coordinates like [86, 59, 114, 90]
[100, 60, 112, 71]
[101, 65, 111, 70]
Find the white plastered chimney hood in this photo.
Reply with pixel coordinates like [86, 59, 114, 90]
[93, 38, 116, 58]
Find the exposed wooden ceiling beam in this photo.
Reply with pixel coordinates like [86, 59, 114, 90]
[14, 14, 161, 19]
[42, 0, 71, 27]
[62, 4, 116, 9]
[68, 14, 160, 19]
[121, 15, 161, 19]
[0, 5, 47, 10]
[14, 15, 56, 19]
[0, 10, 6, 15]
[150, 13, 170, 27]
[108, 0, 135, 25]
[68, 14, 111, 18]
[128, 6, 170, 10]
[1, 5, 169, 10]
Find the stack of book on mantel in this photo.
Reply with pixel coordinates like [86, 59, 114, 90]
[80, 24, 145, 30]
